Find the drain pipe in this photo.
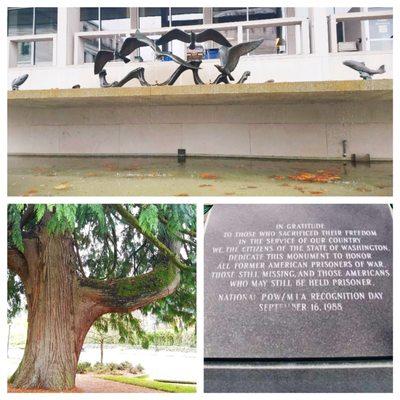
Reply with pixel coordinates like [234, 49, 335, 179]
[342, 140, 347, 159]
[178, 148, 186, 163]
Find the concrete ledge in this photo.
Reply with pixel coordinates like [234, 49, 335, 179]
[8, 79, 392, 108]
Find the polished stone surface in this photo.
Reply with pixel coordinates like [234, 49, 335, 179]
[205, 204, 392, 359]
[204, 360, 393, 393]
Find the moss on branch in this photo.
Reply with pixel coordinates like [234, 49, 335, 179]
[79, 263, 179, 309]
[116, 263, 176, 297]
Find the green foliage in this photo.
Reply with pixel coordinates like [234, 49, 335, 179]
[147, 328, 196, 347]
[43, 204, 78, 234]
[7, 271, 24, 323]
[8, 205, 24, 252]
[7, 203, 196, 345]
[77, 362, 92, 374]
[79, 362, 144, 375]
[90, 313, 149, 349]
[34, 204, 47, 222]
[138, 205, 159, 234]
[99, 375, 196, 393]
[86, 325, 196, 348]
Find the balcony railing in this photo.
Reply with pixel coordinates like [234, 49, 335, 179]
[7, 10, 393, 68]
[8, 33, 57, 67]
[73, 17, 311, 65]
[328, 10, 393, 53]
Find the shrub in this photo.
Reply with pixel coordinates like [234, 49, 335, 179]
[91, 361, 145, 375]
[136, 363, 144, 373]
[118, 361, 132, 371]
[77, 362, 92, 374]
[106, 362, 119, 371]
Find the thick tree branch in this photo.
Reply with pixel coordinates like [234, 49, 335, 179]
[7, 247, 29, 283]
[111, 205, 191, 272]
[20, 205, 36, 229]
[159, 216, 196, 237]
[78, 263, 180, 313]
[73, 239, 86, 277]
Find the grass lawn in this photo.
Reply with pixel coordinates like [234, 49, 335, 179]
[98, 375, 196, 393]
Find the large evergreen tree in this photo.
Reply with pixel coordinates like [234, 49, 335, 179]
[7, 204, 196, 390]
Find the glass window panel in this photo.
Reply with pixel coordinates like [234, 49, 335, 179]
[8, 8, 33, 36]
[334, 7, 361, 14]
[34, 40, 53, 64]
[213, 8, 246, 24]
[82, 38, 100, 63]
[369, 19, 392, 40]
[336, 22, 344, 43]
[80, 7, 99, 31]
[100, 8, 130, 31]
[248, 7, 281, 21]
[246, 26, 281, 55]
[170, 8, 203, 26]
[370, 40, 392, 51]
[368, 7, 391, 11]
[34, 8, 57, 34]
[17, 42, 32, 64]
[100, 36, 126, 63]
[139, 8, 170, 29]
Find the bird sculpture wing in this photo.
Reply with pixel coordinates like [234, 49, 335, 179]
[157, 50, 200, 70]
[133, 30, 157, 50]
[196, 29, 232, 47]
[94, 51, 116, 74]
[134, 30, 199, 69]
[224, 39, 263, 73]
[156, 29, 191, 46]
[119, 37, 148, 57]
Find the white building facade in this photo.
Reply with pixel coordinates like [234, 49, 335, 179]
[7, 7, 393, 160]
[8, 7, 393, 89]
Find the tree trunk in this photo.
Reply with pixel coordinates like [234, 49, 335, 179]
[7, 324, 11, 359]
[10, 232, 80, 390]
[100, 339, 104, 365]
[8, 226, 180, 391]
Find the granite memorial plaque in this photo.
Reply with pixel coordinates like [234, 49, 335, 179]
[204, 204, 393, 360]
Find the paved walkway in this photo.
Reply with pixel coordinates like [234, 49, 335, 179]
[76, 374, 162, 393]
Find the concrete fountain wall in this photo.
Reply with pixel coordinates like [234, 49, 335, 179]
[8, 80, 392, 160]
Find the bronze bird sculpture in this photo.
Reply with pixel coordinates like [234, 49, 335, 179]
[11, 74, 29, 90]
[94, 29, 200, 74]
[343, 60, 385, 80]
[216, 39, 263, 80]
[94, 50, 132, 74]
[156, 28, 232, 49]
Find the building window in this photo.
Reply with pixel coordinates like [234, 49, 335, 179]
[368, 7, 393, 51]
[8, 8, 34, 36]
[170, 8, 203, 26]
[335, 7, 392, 52]
[139, 8, 204, 29]
[80, 7, 130, 63]
[8, 7, 57, 35]
[7, 7, 57, 65]
[248, 7, 281, 21]
[213, 8, 247, 23]
[139, 8, 170, 29]
[247, 8, 282, 55]
[80, 7, 99, 32]
[34, 8, 58, 34]
[212, 7, 283, 55]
